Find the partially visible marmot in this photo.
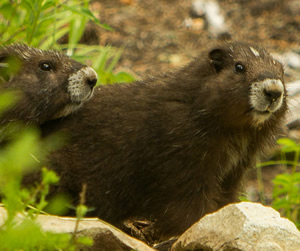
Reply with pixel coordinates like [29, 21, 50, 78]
[42, 41, 287, 239]
[0, 44, 97, 126]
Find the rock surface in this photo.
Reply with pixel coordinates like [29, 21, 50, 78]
[171, 202, 300, 251]
[190, 0, 228, 35]
[286, 80, 300, 130]
[0, 207, 154, 251]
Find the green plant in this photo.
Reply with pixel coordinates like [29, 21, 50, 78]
[272, 172, 300, 227]
[0, 0, 108, 48]
[0, 96, 92, 249]
[0, 0, 107, 248]
[70, 184, 93, 248]
[64, 44, 135, 85]
[271, 138, 300, 227]
[256, 138, 300, 228]
[0, 0, 135, 248]
[0, 97, 69, 249]
[0, 0, 135, 84]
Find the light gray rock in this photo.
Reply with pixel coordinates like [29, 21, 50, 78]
[171, 202, 300, 251]
[284, 52, 300, 70]
[286, 80, 300, 130]
[0, 207, 155, 251]
[37, 215, 156, 251]
[273, 52, 300, 71]
[287, 80, 300, 96]
[191, 0, 228, 35]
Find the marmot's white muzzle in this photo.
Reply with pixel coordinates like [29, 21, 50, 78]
[68, 66, 98, 104]
[250, 78, 284, 124]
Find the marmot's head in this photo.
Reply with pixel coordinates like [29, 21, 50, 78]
[0, 44, 97, 124]
[188, 41, 287, 128]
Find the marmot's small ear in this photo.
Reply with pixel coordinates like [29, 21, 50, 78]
[209, 48, 226, 73]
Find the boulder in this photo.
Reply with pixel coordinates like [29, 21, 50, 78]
[0, 207, 155, 251]
[171, 202, 300, 251]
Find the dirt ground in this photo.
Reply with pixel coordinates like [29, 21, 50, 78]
[85, 0, 299, 245]
[91, 0, 300, 78]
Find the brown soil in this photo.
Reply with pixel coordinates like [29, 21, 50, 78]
[92, 0, 300, 78]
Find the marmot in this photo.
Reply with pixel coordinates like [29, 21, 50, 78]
[0, 44, 97, 126]
[41, 41, 287, 239]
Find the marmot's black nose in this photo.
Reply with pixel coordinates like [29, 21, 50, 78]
[84, 66, 98, 88]
[263, 89, 282, 102]
[87, 77, 97, 88]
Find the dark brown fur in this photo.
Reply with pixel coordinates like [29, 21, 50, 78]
[0, 44, 96, 126]
[41, 41, 287, 239]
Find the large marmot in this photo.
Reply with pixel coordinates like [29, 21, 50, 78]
[41, 41, 287, 239]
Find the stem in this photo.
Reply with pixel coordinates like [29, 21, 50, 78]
[51, 2, 57, 47]
[292, 149, 299, 174]
[281, 148, 288, 172]
[27, 0, 43, 44]
[71, 183, 87, 245]
[257, 160, 300, 168]
[256, 165, 266, 204]
[0, 1, 18, 37]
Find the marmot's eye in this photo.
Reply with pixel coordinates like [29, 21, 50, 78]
[234, 63, 245, 73]
[39, 62, 52, 71]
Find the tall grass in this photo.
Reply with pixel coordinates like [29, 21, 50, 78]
[256, 138, 300, 228]
[0, 0, 135, 249]
[0, 0, 135, 84]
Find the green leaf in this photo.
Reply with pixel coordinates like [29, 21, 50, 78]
[76, 204, 88, 218]
[42, 168, 59, 185]
[68, 15, 88, 48]
[63, 5, 113, 31]
[0, 3, 15, 19]
[292, 173, 300, 181]
[0, 91, 17, 114]
[272, 174, 291, 185]
[44, 193, 71, 215]
[20, 0, 34, 14]
[113, 71, 136, 83]
[0, 219, 71, 250]
[277, 138, 297, 147]
[41, 0, 56, 11]
[76, 236, 93, 246]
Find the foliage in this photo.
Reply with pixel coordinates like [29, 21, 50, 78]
[0, 120, 77, 249]
[0, 0, 135, 84]
[61, 44, 136, 85]
[0, 0, 108, 47]
[272, 138, 300, 228]
[0, 98, 95, 249]
[256, 138, 300, 228]
[0, 0, 133, 249]
[0, 90, 91, 249]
